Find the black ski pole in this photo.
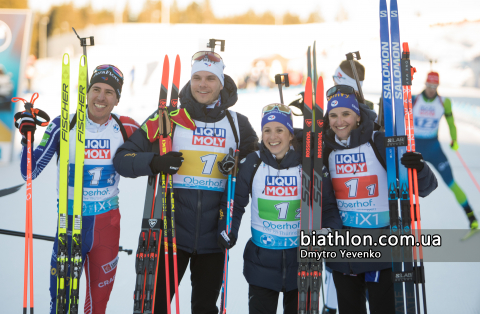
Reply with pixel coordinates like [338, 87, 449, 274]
[274, 73, 289, 104]
[0, 228, 133, 254]
[0, 183, 25, 197]
[207, 38, 225, 52]
[345, 51, 365, 104]
[72, 27, 94, 85]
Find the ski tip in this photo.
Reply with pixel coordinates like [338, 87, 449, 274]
[304, 77, 313, 110]
[316, 77, 324, 110]
[62, 53, 69, 65]
[80, 55, 87, 67]
[173, 55, 181, 82]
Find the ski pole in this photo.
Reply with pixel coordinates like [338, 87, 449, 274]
[402, 42, 428, 314]
[219, 155, 233, 314]
[0, 183, 25, 197]
[0, 228, 133, 254]
[455, 151, 480, 194]
[220, 149, 239, 314]
[274, 73, 290, 104]
[401, 44, 423, 314]
[72, 27, 94, 85]
[345, 52, 365, 104]
[13, 93, 50, 314]
[207, 38, 225, 52]
[25, 137, 33, 314]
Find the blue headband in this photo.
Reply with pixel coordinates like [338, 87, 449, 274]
[326, 92, 360, 116]
[261, 109, 294, 134]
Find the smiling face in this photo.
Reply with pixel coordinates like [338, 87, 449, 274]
[328, 107, 361, 141]
[190, 71, 223, 105]
[262, 121, 294, 159]
[87, 82, 119, 125]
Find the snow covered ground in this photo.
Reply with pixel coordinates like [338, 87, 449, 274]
[2, 20, 480, 313]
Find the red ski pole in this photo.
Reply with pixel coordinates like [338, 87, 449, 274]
[13, 93, 50, 314]
[402, 42, 427, 314]
[455, 151, 480, 194]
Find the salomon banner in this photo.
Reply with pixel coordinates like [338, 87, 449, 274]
[0, 9, 32, 164]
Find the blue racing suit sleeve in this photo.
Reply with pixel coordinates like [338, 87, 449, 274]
[20, 116, 61, 180]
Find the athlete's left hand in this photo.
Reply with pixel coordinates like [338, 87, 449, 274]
[450, 140, 459, 151]
[217, 230, 237, 250]
[218, 148, 236, 176]
[400, 152, 425, 171]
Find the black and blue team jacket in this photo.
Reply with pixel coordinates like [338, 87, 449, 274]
[113, 75, 259, 254]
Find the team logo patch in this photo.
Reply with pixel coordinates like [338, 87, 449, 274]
[335, 153, 367, 174]
[260, 234, 275, 246]
[46, 122, 56, 133]
[419, 105, 435, 117]
[85, 139, 111, 159]
[101, 256, 118, 274]
[39, 133, 50, 147]
[331, 100, 339, 107]
[267, 115, 275, 121]
[192, 127, 226, 147]
[265, 176, 298, 196]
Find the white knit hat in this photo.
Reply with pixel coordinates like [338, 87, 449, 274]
[191, 58, 225, 86]
[332, 66, 363, 92]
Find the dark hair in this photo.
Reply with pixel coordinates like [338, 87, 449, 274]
[339, 60, 365, 81]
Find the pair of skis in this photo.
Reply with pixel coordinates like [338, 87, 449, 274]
[380, 0, 427, 313]
[298, 42, 325, 314]
[13, 93, 50, 314]
[55, 53, 88, 314]
[133, 55, 181, 314]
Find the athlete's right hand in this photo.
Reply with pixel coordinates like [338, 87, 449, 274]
[150, 151, 184, 175]
[14, 111, 36, 145]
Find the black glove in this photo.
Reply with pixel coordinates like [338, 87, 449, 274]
[401, 152, 425, 172]
[217, 148, 235, 176]
[150, 151, 184, 175]
[14, 111, 36, 145]
[217, 230, 237, 250]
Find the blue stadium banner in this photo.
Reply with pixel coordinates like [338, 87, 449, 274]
[0, 9, 32, 163]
